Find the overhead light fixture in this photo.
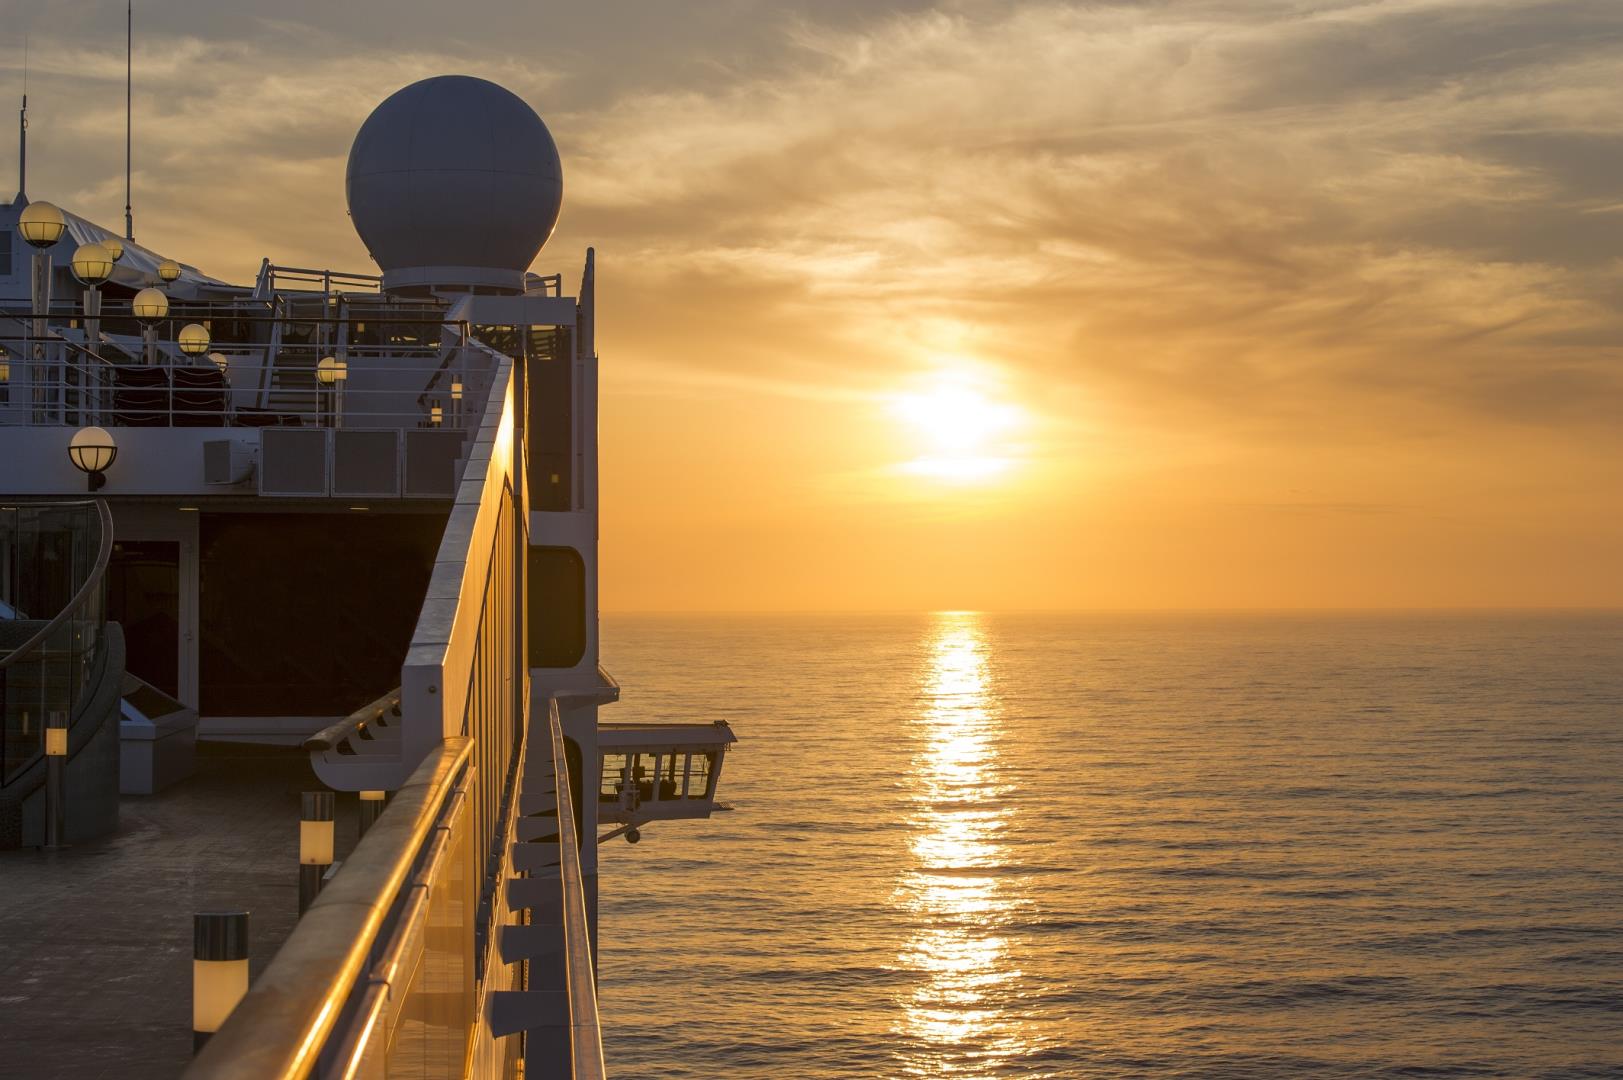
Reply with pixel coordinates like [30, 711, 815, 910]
[68, 426, 118, 491]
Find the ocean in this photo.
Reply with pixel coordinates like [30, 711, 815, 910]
[595, 613, 1623, 1079]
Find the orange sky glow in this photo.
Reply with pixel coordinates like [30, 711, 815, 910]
[6, 1, 1621, 610]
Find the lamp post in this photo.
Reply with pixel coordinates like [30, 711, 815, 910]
[19, 201, 67, 422]
[132, 286, 168, 366]
[68, 426, 118, 491]
[178, 323, 210, 360]
[316, 355, 346, 428]
[192, 911, 249, 1052]
[71, 242, 114, 345]
[44, 711, 67, 848]
[299, 791, 335, 915]
[71, 243, 114, 424]
[358, 790, 386, 836]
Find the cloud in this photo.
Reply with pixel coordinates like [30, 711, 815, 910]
[554, 1, 1623, 443]
[8, 0, 1621, 450]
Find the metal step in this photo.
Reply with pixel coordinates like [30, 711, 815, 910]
[511, 841, 561, 874]
[518, 790, 559, 816]
[486, 990, 568, 1038]
[515, 817, 560, 842]
[505, 876, 563, 918]
[496, 924, 565, 965]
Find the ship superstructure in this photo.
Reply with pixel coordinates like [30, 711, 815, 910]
[0, 74, 733, 1077]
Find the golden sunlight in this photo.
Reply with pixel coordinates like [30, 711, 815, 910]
[890, 376, 1027, 484]
[894, 613, 1027, 1075]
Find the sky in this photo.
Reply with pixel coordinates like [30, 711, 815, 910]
[4, 0, 1622, 611]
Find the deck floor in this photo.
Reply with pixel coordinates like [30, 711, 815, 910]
[0, 742, 359, 1079]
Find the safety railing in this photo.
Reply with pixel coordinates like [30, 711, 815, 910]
[186, 736, 480, 1079]
[254, 260, 384, 298]
[548, 695, 606, 1079]
[187, 341, 581, 1078]
[0, 499, 114, 785]
[0, 337, 495, 432]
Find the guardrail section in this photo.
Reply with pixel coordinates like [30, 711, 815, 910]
[187, 347, 581, 1078]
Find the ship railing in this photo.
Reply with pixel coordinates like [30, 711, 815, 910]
[0, 335, 496, 432]
[186, 347, 605, 1077]
[186, 733, 483, 1079]
[546, 694, 608, 1079]
[254, 260, 383, 300]
[0, 499, 113, 787]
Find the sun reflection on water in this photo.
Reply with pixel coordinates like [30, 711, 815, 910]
[895, 612, 1028, 1075]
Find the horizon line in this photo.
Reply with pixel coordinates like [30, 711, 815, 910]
[598, 605, 1623, 617]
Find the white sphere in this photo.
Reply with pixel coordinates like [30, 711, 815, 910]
[346, 75, 563, 291]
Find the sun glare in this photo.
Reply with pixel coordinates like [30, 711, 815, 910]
[890, 377, 1026, 484]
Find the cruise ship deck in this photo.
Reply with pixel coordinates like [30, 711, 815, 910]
[0, 73, 737, 1079]
[0, 744, 349, 1079]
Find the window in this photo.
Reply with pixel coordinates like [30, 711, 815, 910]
[527, 545, 585, 667]
[684, 753, 715, 799]
[0, 229, 12, 276]
[600, 752, 631, 800]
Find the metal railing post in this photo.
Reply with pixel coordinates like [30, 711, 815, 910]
[31, 250, 53, 424]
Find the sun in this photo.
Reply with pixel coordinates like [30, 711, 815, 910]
[889, 377, 1026, 484]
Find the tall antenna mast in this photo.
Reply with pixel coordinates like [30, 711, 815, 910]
[16, 36, 26, 201]
[124, 0, 134, 240]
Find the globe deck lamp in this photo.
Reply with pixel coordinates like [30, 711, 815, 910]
[18, 202, 68, 248]
[208, 351, 229, 374]
[132, 287, 169, 322]
[71, 243, 115, 286]
[68, 427, 118, 491]
[157, 258, 182, 283]
[178, 323, 211, 357]
[101, 235, 126, 264]
[316, 356, 346, 385]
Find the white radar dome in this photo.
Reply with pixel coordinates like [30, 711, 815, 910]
[346, 75, 563, 292]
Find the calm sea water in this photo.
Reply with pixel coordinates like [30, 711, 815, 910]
[596, 613, 1623, 1079]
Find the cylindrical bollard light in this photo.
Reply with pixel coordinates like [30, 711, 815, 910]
[44, 711, 67, 848]
[358, 790, 386, 837]
[299, 791, 335, 915]
[193, 911, 249, 1052]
